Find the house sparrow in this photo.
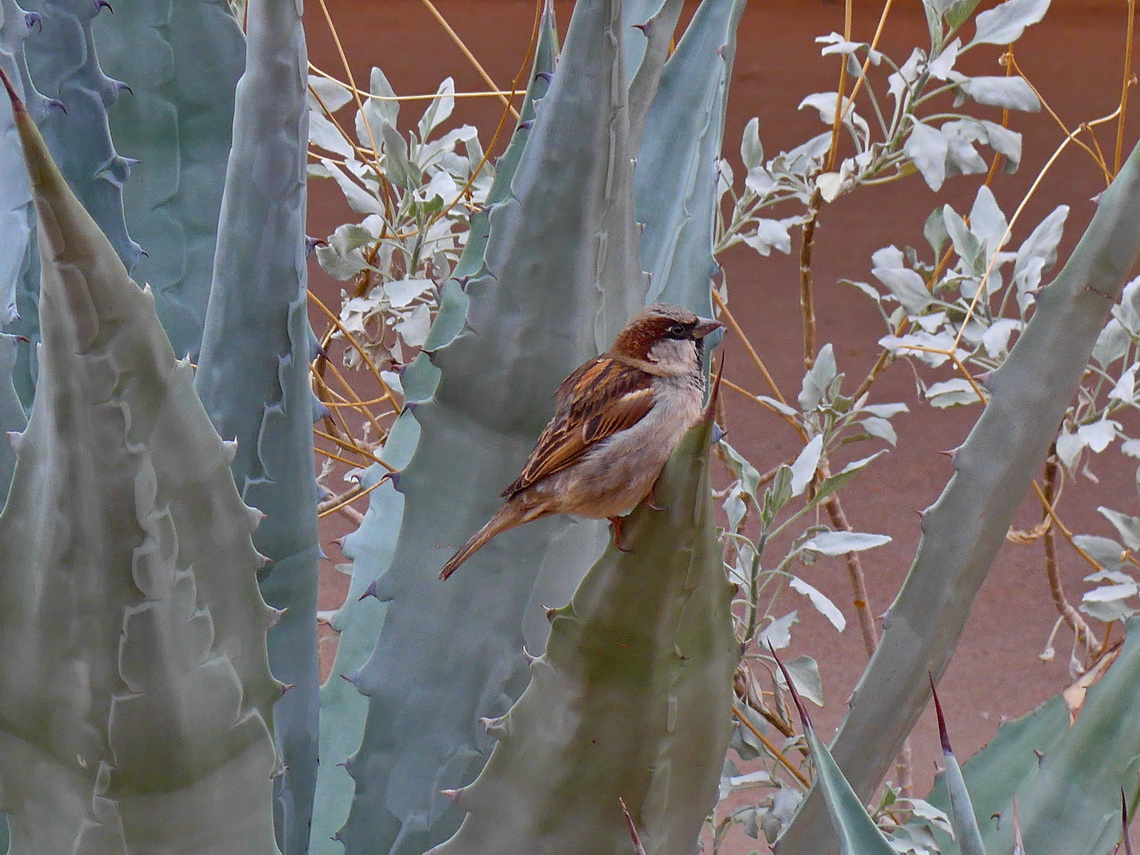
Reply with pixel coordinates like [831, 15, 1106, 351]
[439, 303, 722, 580]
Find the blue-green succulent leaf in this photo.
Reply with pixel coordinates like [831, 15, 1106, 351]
[635, 0, 746, 324]
[310, 418, 416, 855]
[450, 0, 557, 281]
[928, 618, 1140, 855]
[0, 71, 280, 854]
[193, 0, 318, 851]
[432, 415, 737, 855]
[93, 0, 245, 361]
[336, 0, 649, 851]
[0, 0, 35, 327]
[9, 0, 143, 405]
[775, 137, 1140, 855]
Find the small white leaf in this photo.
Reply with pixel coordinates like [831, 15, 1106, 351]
[781, 655, 826, 707]
[801, 530, 891, 556]
[309, 111, 355, 159]
[743, 217, 799, 256]
[904, 121, 949, 191]
[872, 266, 934, 315]
[971, 0, 1051, 46]
[925, 377, 984, 408]
[799, 343, 838, 411]
[789, 578, 846, 632]
[395, 304, 431, 347]
[958, 76, 1041, 112]
[816, 172, 845, 203]
[1082, 582, 1138, 603]
[1055, 431, 1084, 468]
[969, 185, 1009, 255]
[1013, 205, 1068, 296]
[861, 416, 897, 446]
[307, 74, 354, 113]
[1097, 507, 1140, 551]
[1077, 418, 1120, 454]
[928, 38, 961, 79]
[740, 117, 764, 171]
[384, 278, 433, 308]
[758, 612, 799, 650]
[1092, 318, 1130, 368]
[981, 317, 1021, 358]
[790, 436, 824, 497]
[1109, 366, 1137, 403]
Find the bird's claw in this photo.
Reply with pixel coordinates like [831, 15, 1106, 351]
[608, 516, 633, 552]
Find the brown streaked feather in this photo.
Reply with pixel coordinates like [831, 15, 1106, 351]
[502, 356, 654, 498]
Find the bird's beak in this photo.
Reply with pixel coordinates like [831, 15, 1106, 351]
[692, 317, 723, 339]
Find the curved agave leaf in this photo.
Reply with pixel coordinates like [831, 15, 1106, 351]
[0, 334, 24, 507]
[928, 619, 1140, 855]
[192, 0, 317, 851]
[772, 653, 894, 855]
[451, 0, 557, 281]
[635, 0, 746, 323]
[0, 69, 279, 854]
[335, 0, 651, 850]
[9, 0, 143, 404]
[432, 414, 736, 855]
[0, 0, 35, 328]
[310, 416, 416, 855]
[93, 0, 245, 361]
[623, 0, 682, 141]
[310, 10, 561, 852]
[775, 137, 1140, 855]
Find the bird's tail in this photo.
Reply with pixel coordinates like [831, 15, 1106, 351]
[438, 507, 516, 580]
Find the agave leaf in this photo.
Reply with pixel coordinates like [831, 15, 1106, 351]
[624, 0, 682, 140]
[192, 0, 317, 851]
[0, 334, 24, 507]
[772, 652, 894, 855]
[635, 0, 746, 323]
[432, 414, 737, 855]
[0, 0, 35, 328]
[0, 68, 279, 854]
[775, 137, 1140, 855]
[10, 0, 143, 405]
[335, 0, 649, 850]
[928, 618, 1140, 855]
[92, 0, 245, 361]
[930, 679, 985, 855]
[451, 0, 557, 281]
[310, 12, 562, 851]
[310, 418, 415, 854]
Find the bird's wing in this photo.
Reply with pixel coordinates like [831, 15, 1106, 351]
[502, 356, 654, 498]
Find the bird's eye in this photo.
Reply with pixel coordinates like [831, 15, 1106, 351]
[667, 323, 688, 339]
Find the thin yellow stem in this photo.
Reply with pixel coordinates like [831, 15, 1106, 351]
[824, 0, 854, 172]
[315, 0, 380, 157]
[307, 290, 402, 414]
[1031, 480, 1105, 573]
[732, 706, 812, 789]
[722, 377, 805, 437]
[319, 478, 384, 519]
[1116, 0, 1137, 175]
[315, 445, 371, 469]
[1007, 54, 1112, 184]
[314, 428, 394, 472]
[711, 289, 791, 410]
[307, 66, 522, 102]
[834, 0, 896, 140]
[417, 0, 519, 118]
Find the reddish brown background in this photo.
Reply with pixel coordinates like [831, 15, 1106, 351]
[304, 0, 1140, 846]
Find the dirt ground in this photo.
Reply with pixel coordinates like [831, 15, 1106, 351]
[303, 0, 1140, 849]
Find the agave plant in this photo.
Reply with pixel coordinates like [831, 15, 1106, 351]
[1, 0, 1139, 853]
